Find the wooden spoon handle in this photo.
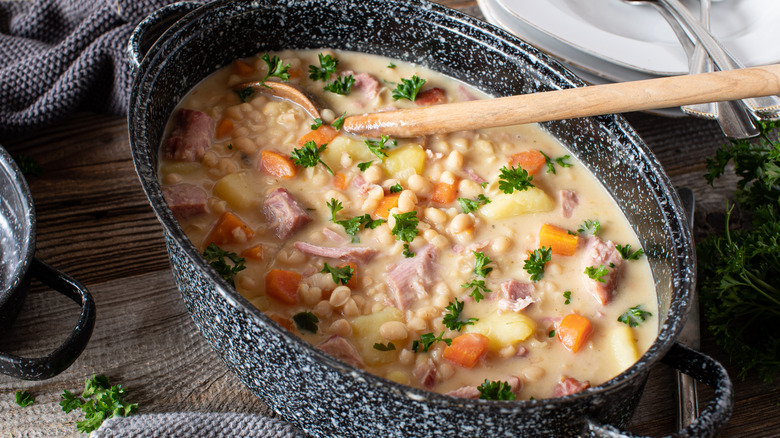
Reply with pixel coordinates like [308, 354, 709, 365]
[343, 63, 780, 137]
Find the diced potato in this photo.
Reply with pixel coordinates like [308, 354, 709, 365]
[479, 187, 554, 219]
[213, 171, 257, 210]
[160, 162, 201, 176]
[385, 370, 410, 385]
[466, 312, 536, 352]
[383, 144, 426, 178]
[320, 136, 374, 171]
[350, 307, 403, 366]
[608, 325, 640, 373]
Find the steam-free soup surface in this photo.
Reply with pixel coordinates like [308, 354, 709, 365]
[158, 49, 657, 400]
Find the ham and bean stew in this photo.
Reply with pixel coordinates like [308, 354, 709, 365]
[159, 49, 657, 401]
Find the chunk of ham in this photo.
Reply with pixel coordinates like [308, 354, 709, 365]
[294, 241, 378, 264]
[317, 335, 364, 369]
[413, 359, 437, 389]
[553, 377, 590, 397]
[322, 227, 348, 244]
[496, 280, 535, 313]
[161, 184, 207, 219]
[560, 190, 579, 218]
[581, 236, 624, 305]
[340, 70, 380, 100]
[162, 109, 213, 161]
[415, 87, 446, 106]
[445, 385, 480, 399]
[386, 245, 438, 310]
[263, 188, 312, 239]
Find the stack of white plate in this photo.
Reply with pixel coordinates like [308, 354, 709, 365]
[477, 0, 780, 116]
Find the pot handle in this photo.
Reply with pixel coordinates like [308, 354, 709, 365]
[585, 342, 733, 438]
[0, 258, 96, 380]
[126, 1, 202, 73]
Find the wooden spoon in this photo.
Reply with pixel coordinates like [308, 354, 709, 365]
[237, 63, 780, 138]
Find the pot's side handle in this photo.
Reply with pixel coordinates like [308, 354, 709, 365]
[126, 1, 202, 74]
[586, 343, 733, 438]
[0, 258, 96, 380]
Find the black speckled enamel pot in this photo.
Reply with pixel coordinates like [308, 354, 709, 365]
[127, 1, 732, 436]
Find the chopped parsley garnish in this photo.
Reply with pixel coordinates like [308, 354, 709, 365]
[324, 74, 355, 95]
[473, 251, 493, 277]
[477, 379, 516, 401]
[373, 342, 396, 351]
[524, 246, 551, 282]
[457, 194, 491, 213]
[391, 211, 419, 243]
[13, 154, 43, 177]
[461, 279, 490, 303]
[540, 151, 572, 174]
[60, 375, 138, 433]
[326, 198, 343, 221]
[402, 243, 415, 258]
[392, 75, 426, 101]
[293, 311, 319, 333]
[336, 214, 386, 242]
[260, 53, 290, 84]
[563, 290, 572, 305]
[462, 251, 493, 302]
[387, 62, 396, 69]
[308, 53, 339, 82]
[548, 330, 556, 338]
[585, 264, 609, 282]
[310, 118, 323, 130]
[616, 244, 645, 260]
[442, 298, 478, 331]
[412, 331, 452, 353]
[291, 140, 333, 175]
[498, 165, 534, 194]
[578, 219, 601, 235]
[234, 86, 255, 103]
[618, 305, 653, 328]
[364, 135, 393, 159]
[389, 183, 403, 194]
[331, 112, 347, 130]
[15, 390, 34, 407]
[227, 143, 233, 150]
[203, 243, 246, 287]
[357, 161, 373, 171]
[321, 263, 354, 285]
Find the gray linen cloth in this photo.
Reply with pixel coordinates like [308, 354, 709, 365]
[92, 413, 308, 438]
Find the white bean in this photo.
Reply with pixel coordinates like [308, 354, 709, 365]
[397, 190, 418, 213]
[329, 286, 351, 308]
[380, 321, 408, 341]
[407, 174, 433, 196]
[445, 150, 464, 172]
[449, 213, 474, 233]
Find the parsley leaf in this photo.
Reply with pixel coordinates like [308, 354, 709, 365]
[261, 53, 290, 84]
[616, 244, 645, 260]
[324, 74, 355, 95]
[61, 375, 138, 434]
[578, 219, 601, 236]
[457, 194, 491, 213]
[585, 264, 609, 282]
[391, 211, 419, 243]
[393, 75, 426, 101]
[373, 342, 396, 351]
[364, 135, 393, 159]
[331, 112, 347, 130]
[326, 198, 343, 222]
[293, 311, 319, 334]
[15, 390, 34, 407]
[618, 305, 653, 328]
[461, 279, 491, 302]
[563, 290, 572, 305]
[412, 331, 452, 353]
[462, 251, 493, 301]
[387, 62, 396, 69]
[357, 161, 373, 171]
[498, 165, 534, 194]
[524, 247, 551, 282]
[234, 86, 255, 103]
[477, 379, 516, 401]
[308, 53, 339, 82]
[442, 298, 478, 331]
[540, 150, 572, 174]
[310, 118, 323, 130]
[389, 183, 403, 194]
[291, 140, 333, 175]
[13, 154, 43, 177]
[335, 214, 386, 242]
[321, 263, 354, 285]
[402, 243, 415, 258]
[473, 251, 493, 277]
[203, 243, 246, 287]
[548, 330, 556, 338]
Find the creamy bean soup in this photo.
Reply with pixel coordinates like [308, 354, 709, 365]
[158, 49, 657, 400]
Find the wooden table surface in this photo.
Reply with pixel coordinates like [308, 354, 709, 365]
[1, 1, 778, 437]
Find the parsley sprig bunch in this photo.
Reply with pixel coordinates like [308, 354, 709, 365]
[442, 298, 478, 331]
[393, 75, 426, 101]
[462, 251, 493, 302]
[477, 379, 516, 400]
[524, 247, 551, 282]
[291, 141, 333, 175]
[498, 165, 534, 194]
[203, 243, 246, 287]
[60, 375, 138, 434]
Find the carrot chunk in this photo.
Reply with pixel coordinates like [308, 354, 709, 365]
[205, 211, 255, 246]
[288, 66, 303, 79]
[430, 180, 458, 205]
[374, 192, 400, 219]
[557, 314, 593, 353]
[260, 150, 297, 178]
[333, 172, 348, 190]
[215, 118, 234, 139]
[240, 244, 264, 260]
[539, 224, 579, 256]
[443, 333, 489, 368]
[298, 125, 339, 147]
[509, 150, 546, 175]
[233, 59, 255, 76]
[267, 312, 294, 331]
[265, 269, 301, 305]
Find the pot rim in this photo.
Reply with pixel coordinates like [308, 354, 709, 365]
[129, 0, 695, 411]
